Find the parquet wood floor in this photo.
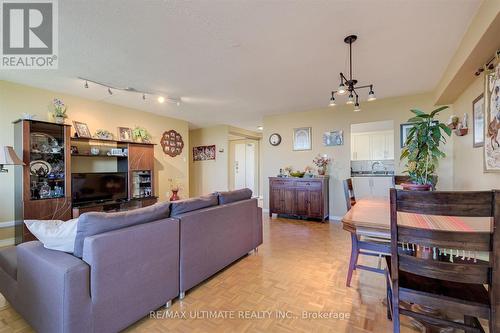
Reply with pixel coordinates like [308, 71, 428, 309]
[0, 215, 423, 333]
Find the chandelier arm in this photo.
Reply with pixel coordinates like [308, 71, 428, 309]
[340, 72, 349, 82]
[353, 84, 372, 90]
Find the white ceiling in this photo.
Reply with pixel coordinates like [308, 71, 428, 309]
[0, 0, 481, 130]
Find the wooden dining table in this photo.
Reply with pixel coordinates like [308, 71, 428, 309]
[342, 197, 492, 236]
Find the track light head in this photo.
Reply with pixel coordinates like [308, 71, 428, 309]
[108, 88, 113, 95]
[84, 80, 88, 89]
[142, 93, 146, 100]
[158, 96, 165, 103]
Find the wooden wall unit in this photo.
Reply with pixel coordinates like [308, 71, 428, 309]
[13, 120, 158, 243]
[269, 177, 329, 221]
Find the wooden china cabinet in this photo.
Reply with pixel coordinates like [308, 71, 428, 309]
[14, 120, 72, 243]
[269, 177, 329, 222]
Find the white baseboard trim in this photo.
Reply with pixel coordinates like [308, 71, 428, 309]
[0, 238, 15, 247]
[0, 221, 15, 229]
[328, 216, 343, 222]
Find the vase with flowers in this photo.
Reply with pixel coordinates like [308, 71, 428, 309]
[313, 154, 331, 176]
[51, 98, 67, 124]
[168, 178, 181, 201]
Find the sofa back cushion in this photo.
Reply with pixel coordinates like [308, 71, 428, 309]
[170, 194, 218, 217]
[217, 188, 253, 205]
[73, 201, 171, 258]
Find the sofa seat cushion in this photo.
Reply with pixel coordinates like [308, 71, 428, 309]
[170, 194, 218, 217]
[0, 246, 17, 280]
[73, 201, 171, 258]
[217, 188, 252, 205]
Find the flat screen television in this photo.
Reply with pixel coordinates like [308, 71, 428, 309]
[72, 172, 128, 205]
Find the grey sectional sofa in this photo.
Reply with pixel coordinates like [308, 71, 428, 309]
[0, 188, 262, 333]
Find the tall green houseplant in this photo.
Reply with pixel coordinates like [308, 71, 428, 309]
[400, 106, 452, 186]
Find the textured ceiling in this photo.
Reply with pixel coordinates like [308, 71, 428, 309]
[0, 0, 481, 129]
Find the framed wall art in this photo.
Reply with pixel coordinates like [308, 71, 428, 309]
[293, 127, 311, 151]
[484, 61, 500, 172]
[193, 145, 216, 161]
[323, 130, 344, 146]
[161, 130, 184, 157]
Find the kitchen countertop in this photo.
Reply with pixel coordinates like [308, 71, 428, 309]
[351, 171, 394, 177]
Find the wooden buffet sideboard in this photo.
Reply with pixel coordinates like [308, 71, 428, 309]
[269, 177, 329, 221]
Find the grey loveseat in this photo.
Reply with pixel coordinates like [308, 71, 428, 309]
[0, 188, 262, 333]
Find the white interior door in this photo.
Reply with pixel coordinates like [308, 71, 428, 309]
[234, 143, 247, 190]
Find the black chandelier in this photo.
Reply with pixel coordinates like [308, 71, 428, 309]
[329, 35, 376, 111]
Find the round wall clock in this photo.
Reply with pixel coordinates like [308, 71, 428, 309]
[269, 133, 282, 146]
[161, 130, 184, 157]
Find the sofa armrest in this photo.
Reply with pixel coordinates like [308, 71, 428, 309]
[16, 241, 91, 333]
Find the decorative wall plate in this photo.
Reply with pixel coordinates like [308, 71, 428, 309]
[161, 130, 184, 157]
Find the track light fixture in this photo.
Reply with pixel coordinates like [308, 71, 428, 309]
[328, 35, 375, 111]
[78, 77, 182, 105]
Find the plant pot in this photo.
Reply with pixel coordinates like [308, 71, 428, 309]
[54, 116, 65, 124]
[401, 183, 432, 191]
[170, 189, 180, 201]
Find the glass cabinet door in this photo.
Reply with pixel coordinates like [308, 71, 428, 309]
[29, 122, 66, 200]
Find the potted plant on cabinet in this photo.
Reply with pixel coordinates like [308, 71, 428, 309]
[400, 106, 451, 191]
[51, 98, 67, 124]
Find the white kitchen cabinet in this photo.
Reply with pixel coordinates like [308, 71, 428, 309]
[352, 176, 393, 199]
[371, 177, 393, 198]
[351, 134, 371, 160]
[351, 130, 394, 161]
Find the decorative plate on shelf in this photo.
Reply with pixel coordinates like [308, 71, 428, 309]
[31, 132, 57, 153]
[30, 160, 52, 177]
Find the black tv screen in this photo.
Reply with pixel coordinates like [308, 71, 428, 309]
[72, 172, 128, 205]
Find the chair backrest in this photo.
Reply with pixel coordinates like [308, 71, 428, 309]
[390, 189, 498, 286]
[343, 179, 356, 210]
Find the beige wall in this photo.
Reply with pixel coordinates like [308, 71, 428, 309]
[189, 125, 229, 197]
[262, 93, 454, 219]
[452, 73, 500, 190]
[0, 80, 190, 243]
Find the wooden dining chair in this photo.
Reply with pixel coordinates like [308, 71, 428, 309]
[343, 179, 390, 287]
[387, 189, 499, 333]
[343, 178, 356, 210]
